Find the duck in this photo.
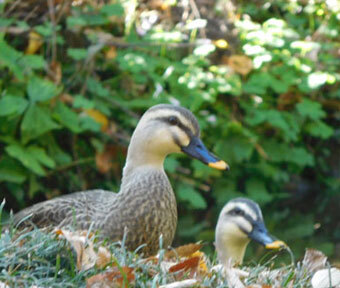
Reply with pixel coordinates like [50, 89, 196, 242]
[215, 197, 286, 266]
[13, 104, 228, 256]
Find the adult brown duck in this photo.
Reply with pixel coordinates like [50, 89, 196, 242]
[14, 104, 228, 256]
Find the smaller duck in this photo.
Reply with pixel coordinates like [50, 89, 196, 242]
[215, 197, 286, 266]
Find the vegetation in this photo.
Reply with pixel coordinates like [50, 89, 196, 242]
[0, 0, 339, 275]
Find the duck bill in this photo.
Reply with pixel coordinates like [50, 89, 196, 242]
[248, 222, 285, 249]
[181, 136, 229, 170]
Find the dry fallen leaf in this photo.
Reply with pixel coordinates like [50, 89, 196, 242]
[25, 31, 43, 54]
[311, 268, 340, 288]
[57, 229, 97, 271]
[96, 246, 113, 269]
[86, 266, 135, 288]
[56, 229, 112, 271]
[165, 243, 203, 259]
[159, 279, 199, 288]
[191, 251, 208, 274]
[169, 256, 200, 273]
[226, 55, 253, 76]
[224, 264, 246, 288]
[302, 248, 327, 274]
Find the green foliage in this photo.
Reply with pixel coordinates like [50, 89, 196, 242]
[0, 0, 339, 265]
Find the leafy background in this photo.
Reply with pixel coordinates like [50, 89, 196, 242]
[0, 0, 339, 264]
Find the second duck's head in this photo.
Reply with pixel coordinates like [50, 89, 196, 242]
[215, 197, 286, 265]
[126, 104, 229, 170]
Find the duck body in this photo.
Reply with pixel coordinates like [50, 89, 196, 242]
[14, 104, 228, 256]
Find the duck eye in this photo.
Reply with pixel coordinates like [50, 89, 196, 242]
[233, 208, 244, 216]
[168, 116, 179, 125]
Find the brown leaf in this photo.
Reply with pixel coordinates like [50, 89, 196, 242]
[86, 266, 135, 288]
[62, 230, 97, 271]
[169, 256, 200, 273]
[277, 92, 301, 110]
[55, 229, 111, 271]
[25, 31, 43, 54]
[49, 61, 62, 85]
[85, 109, 109, 132]
[95, 145, 118, 174]
[227, 55, 253, 76]
[165, 243, 203, 259]
[105, 47, 117, 60]
[302, 248, 327, 274]
[59, 93, 74, 104]
[96, 246, 112, 269]
[148, 0, 170, 10]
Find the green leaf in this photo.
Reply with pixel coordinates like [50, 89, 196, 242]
[0, 157, 27, 183]
[67, 48, 88, 60]
[263, 140, 314, 167]
[0, 96, 28, 116]
[5, 144, 45, 175]
[21, 105, 59, 143]
[87, 78, 110, 98]
[243, 72, 272, 95]
[19, 55, 45, 69]
[27, 146, 55, 169]
[53, 102, 82, 133]
[82, 14, 109, 26]
[177, 184, 207, 209]
[0, 39, 24, 79]
[262, 140, 290, 162]
[305, 121, 334, 139]
[289, 147, 314, 166]
[164, 157, 179, 173]
[215, 135, 254, 163]
[73, 95, 95, 109]
[27, 77, 59, 102]
[79, 116, 101, 132]
[100, 4, 124, 16]
[213, 179, 242, 206]
[296, 99, 325, 120]
[66, 16, 87, 28]
[245, 178, 273, 204]
[283, 214, 314, 239]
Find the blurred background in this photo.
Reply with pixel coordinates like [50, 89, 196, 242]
[0, 0, 339, 264]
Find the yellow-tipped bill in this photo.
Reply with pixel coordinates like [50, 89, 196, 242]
[265, 240, 287, 250]
[208, 160, 229, 170]
[181, 136, 229, 171]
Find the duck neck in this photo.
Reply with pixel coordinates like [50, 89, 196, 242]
[217, 235, 250, 266]
[121, 139, 167, 188]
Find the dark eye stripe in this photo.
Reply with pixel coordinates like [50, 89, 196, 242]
[155, 116, 194, 139]
[227, 208, 255, 224]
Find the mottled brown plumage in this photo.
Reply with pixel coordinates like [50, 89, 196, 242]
[14, 104, 227, 256]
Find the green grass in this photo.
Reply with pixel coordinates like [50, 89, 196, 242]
[0, 204, 314, 287]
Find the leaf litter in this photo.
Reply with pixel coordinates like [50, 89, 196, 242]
[1, 227, 339, 287]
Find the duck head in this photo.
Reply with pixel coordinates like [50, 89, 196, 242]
[124, 104, 229, 172]
[215, 197, 286, 265]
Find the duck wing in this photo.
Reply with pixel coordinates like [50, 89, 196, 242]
[13, 189, 117, 230]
